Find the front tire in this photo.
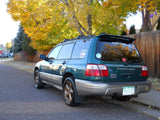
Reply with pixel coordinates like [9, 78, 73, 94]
[63, 77, 79, 106]
[34, 69, 45, 89]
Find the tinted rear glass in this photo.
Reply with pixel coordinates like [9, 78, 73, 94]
[96, 39, 141, 62]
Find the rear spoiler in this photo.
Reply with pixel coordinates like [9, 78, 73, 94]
[97, 34, 135, 44]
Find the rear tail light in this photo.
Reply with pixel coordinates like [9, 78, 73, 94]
[141, 66, 148, 76]
[98, 65, 109, 76]
[85, 64, 109, 77]
[85, 64, 100, 76]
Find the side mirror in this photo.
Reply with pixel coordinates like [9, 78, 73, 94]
[39, 54, 47, 60]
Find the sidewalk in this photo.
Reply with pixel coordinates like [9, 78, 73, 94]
[0, 60, 35, 73]
[132, 90, 160, 109]
[1, 60, 160, 110]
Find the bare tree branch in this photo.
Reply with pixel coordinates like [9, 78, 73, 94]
[72, 14, 90, 35]
[87, 13, 92, 35]
[75, 25, 85, 35]
[151, 16, 160, 30]
[59, 0, 69, 6]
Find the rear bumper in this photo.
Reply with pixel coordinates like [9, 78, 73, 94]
[75, 79, 151, 96]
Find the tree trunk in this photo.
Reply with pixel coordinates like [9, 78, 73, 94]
[142, 8, 152, 32]
[87, 13, 92, 35]
[87, 0, 92, 35]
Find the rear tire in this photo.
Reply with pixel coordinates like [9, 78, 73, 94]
[63, 77, 79, 106]
[34, 69, 45, 89]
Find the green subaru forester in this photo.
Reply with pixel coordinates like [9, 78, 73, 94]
[34, 34, 151, 106]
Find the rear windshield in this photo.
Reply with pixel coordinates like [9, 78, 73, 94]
[96, 39, 141, 62]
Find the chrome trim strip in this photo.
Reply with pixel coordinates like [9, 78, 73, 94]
[42, 80, 63, 91]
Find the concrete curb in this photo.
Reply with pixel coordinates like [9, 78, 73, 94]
[131, 91, 160, 110]
[131, 99, 160, 111]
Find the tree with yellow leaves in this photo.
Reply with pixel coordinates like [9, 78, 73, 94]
[6, 42, 12, 51]
[8, 0, 158, 51]
[8, 0, 128, 51]
[8, 0, 69, 51]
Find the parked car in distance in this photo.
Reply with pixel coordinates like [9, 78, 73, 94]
[34, 33, 151, 106]
[0, 53, 8, 58]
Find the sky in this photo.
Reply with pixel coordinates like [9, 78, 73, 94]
[0, 1, 142, 47]
[0, 0, 19, 47]
[125, 12, 142, 30]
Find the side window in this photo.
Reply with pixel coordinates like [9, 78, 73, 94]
[57, 43, 74, 59]
[48, 45, 62, 59]
[72, 40, 90, 59]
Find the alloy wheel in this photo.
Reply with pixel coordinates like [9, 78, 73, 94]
[64, 81, 74, 103]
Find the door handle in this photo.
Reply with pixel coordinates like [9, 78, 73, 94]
[62, 61, 66, 65]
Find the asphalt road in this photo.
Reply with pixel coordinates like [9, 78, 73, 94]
[0, 64, 157, 120]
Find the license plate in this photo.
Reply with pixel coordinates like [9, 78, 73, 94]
[123, 86, 135, 96]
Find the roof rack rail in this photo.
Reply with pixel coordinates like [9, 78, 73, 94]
[62, 35, 95, 43]
[76, 35, 95, 39]
[63, 39, 70, 42]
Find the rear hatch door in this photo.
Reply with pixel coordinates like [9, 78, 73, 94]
[95, 35, 146, 82]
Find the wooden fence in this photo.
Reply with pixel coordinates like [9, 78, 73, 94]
[128, 30, 160, 78]
[14, 50, 49, 62]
